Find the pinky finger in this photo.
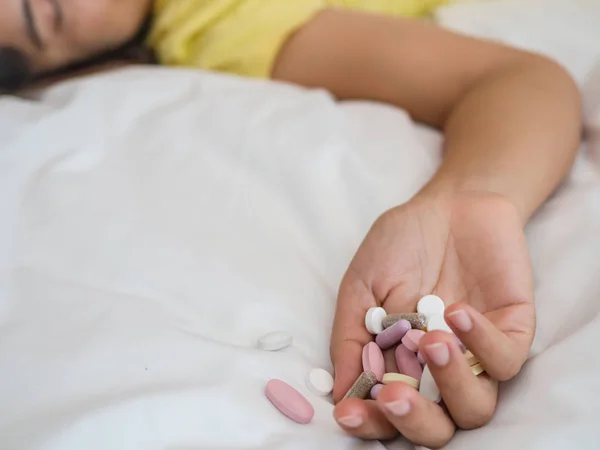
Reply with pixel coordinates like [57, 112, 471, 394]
[445, 303, 534, 381]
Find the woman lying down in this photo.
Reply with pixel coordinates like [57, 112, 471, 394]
[0, 0, 582, 448]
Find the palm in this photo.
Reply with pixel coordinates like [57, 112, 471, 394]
[331, 192, 535, 399]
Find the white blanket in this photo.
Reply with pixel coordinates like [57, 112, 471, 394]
[2, 1, 600, 449]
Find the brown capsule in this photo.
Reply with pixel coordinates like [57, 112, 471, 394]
[342, 371, 378, 400]
[382, 313, 427, 330]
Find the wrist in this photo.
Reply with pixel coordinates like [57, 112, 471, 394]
[413, 170, 529, 224]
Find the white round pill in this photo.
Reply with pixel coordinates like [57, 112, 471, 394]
[426, 313, 454, 334]
[365, 307, 387, 334]
[306, 368, 334, 396]
[417, 295, 445, 318]
[419, 365, 441, 403]
[257, 331, 293, 351]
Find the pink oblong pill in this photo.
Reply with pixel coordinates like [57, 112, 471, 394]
[362, 342, 385, 381]
[395, 344, 423, 381]
[401, 329, 426, 353]
[265, 379, 314, 424]
[370, 383, 384, 400]
[375, 319, 411, 350]
[417, 351, 425, 365]
[383, 348, 398, 373]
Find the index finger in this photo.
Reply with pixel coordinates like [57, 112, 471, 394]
[330, 271, 377, 402]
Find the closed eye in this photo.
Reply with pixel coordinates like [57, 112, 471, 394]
[51, 0, 64, 32]
[22, 0, 44, 50]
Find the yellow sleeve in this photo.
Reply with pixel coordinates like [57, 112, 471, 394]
[148, 0, 323, 79]
[148, 0, 452, 79]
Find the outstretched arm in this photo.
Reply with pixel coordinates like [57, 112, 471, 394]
[271, 9, 581, 448]
[272, 9, 582, 222]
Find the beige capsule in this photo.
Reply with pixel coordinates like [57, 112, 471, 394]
[382, 372, 420, 389]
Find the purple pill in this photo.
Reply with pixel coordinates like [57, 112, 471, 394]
[375, 319, 411, 350]
[395, 344, 423, 381]
[417, 351, 425, 365]
[370, 383, 383, 400]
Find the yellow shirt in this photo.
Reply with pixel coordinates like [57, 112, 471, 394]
[148, 0, 449, 79]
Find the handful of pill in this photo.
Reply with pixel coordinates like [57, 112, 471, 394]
[343, 296, 485, 404]
[259, 294, 485, 426]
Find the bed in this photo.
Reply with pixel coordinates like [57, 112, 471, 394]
[1, 1, 600, 449]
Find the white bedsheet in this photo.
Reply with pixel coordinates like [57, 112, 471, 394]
[2, 1, 600, 449]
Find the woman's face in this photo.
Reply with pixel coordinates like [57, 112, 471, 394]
[1, 0, 153, 74]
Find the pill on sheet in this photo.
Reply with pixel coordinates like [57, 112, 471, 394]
[419, 365, 441, 403]
[395, 344, 423, 381]
[257, 331, 293, 351]
[417, 295, 445, 318]
[370, 383, 384, 400]
[375, 319, 411, 349]
[306, 368, 334, 397]
[265, 379, 314, 424]
[343, 371, 378, 400]
[401, 329, 426, 353]
[362, 342, 385, 381]
[382, 373, 420, 389]
[365, 307, 387, 334]
[382, 313, 427, 330]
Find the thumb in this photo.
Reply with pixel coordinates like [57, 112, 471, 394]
[330, 273, 377, 403]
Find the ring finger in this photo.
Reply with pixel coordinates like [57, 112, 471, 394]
[420, 330, 499, 429]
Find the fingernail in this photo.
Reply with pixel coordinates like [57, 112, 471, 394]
[384, 399, 411, 416]
[424, 342, 450, 367]
[447, 310, 473, 332]
[337, 414, 363, 428]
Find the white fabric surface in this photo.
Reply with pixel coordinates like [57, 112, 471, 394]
[1, 1, 600, 449]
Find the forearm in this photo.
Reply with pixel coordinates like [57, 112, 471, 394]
[419, 57, 582, 222]
[272, 10, 582, 222]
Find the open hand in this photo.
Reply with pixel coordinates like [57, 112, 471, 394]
[330, 191, 535, 448]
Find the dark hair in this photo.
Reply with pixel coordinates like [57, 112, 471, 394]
[0, 17, 155, 94]
[0, 47, 33, 91]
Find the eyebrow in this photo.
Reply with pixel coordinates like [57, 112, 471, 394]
[22, 0, 44, 50]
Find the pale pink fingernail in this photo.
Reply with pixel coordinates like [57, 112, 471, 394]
[337, 414, 363, 428]
[424, 342, 450, 367]
[447, 310, 473, 332]
[384, 399, 411, 416]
